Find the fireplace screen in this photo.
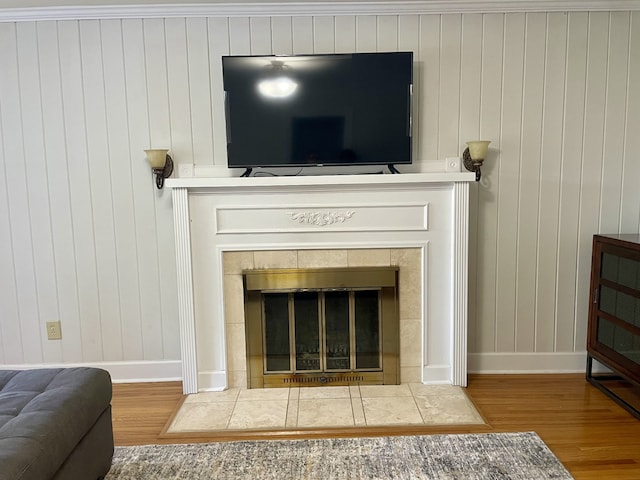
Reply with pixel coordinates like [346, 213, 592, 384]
[244, 267, 399, 388]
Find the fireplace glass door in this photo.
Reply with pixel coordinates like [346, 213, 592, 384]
[262, 290, 382, 375]
[244, 267, 399, 388]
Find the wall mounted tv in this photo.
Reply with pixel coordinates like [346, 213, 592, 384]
[222, 52, 413, 175]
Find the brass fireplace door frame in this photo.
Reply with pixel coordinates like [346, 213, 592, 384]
[243, 267, 400, 388]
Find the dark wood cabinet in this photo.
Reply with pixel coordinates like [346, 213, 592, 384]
[587, 234, 640, 417]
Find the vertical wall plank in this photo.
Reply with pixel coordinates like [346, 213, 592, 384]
[417, 15, 440, 162]
[314, 16, 335, 53]
[209, 17, 229, 168]
[250, 16, 272, 55]
[292, 16, 313, 54]
[37, 21, 81, 363]
[271, 16, 293, 54]
[143, 18, 172, 359]
[186, 17, 215, 166]
[621, 13, 640, 233]
[122, 18, 159, 361]
[0, 23, 23, 364]
[101, 19, 141, 361]
[79, 19, 121, 361]
[165, 18, 195, 163]
[438, 14, 462, 158]
[555, 12, 588, 352]
[355, 15, 377, 52]
[495, 13, 525, 352]
[599, 12, 630, 233]
[574, 12, 609, 352]
[58, 20, 103, 361]
[335, 15, 356, 53]
[229, 17, 250, 55]
[377, 15, 398, 51]
[474, 13, 504, 353]
[17, 22, 54, 363]
[535, 12, 567, 352]
[515, 12, 546, 352]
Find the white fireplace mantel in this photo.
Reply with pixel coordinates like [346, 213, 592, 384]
[167, 171, 474, 394]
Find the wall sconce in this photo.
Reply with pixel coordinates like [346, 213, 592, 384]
[463, 140, 491, 182]
[145, 149, 173, 189]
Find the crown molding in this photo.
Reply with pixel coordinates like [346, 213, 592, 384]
[1, 0, 640, 22]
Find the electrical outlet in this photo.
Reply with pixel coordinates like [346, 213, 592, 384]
[46, 321, 62, 340]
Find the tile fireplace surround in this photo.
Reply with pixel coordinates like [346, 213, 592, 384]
[167, 171, 474, 394]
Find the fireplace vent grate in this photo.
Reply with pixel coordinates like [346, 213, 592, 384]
[283, 375, 365, 385]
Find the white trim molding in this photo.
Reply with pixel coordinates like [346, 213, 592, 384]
[468, 352, 612, 374]
[2, 0, 640, 22]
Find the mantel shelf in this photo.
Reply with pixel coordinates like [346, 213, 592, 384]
[165, 171, 475, 190]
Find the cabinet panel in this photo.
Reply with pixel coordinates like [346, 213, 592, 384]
[587, 234, 640, 418]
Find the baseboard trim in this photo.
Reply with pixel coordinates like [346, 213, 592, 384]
[468, 352, 611, 374]
[0, 360, 183, 383]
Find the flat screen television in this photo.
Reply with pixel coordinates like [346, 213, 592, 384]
[222, 52, 413, 174]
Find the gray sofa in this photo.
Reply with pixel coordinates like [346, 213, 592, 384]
[0, 367, 114, 480]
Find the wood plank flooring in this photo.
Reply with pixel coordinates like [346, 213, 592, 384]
[111, 374, 640, 479]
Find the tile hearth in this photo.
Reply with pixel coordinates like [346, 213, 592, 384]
[166, 384, 484, 433]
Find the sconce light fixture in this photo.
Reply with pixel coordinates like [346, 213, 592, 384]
[145, 149, 173, 189]
[463, 140, 491, 182]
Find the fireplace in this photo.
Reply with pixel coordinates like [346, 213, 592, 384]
[243, 267, 399, 388]
[166, 171, 473, 394]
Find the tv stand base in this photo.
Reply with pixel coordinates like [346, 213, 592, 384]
[387, 164, 401, 174]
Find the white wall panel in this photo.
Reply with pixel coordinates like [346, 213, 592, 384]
[1, 8, 640, 376]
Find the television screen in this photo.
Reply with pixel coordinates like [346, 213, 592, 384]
[222, 52, 413, 171]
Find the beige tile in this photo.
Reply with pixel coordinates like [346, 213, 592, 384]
[351, 397, 366, 426]
[347, 249, 391, 267]
[184, 388, 240, 404]
[297, 398, 355, 427]
[298, 386, 351, 399]
[297, 249, 348, 268]
[253, 250, 298, 269]
[414, 393, 484, 425]
[359, 384, 412, 398]
[227, 370, 247, 389]
[400, 367, 422, 384]
[362, 396, 423, 426]
[237, 388, 291, 401]
[228, 399, 288, 429]
[285, 399, 299, 428]
[400, 320, 422, 367]
[223, 274, 245, 325]
[167, 402, 234, 432]
[288, 387, 300, 401]
[223, 251, 254, 274]
[225, 323, 247, 372]
[391, 248, 422, 320]
[349, 385, 361, 398]
[408, 384, 465, 397]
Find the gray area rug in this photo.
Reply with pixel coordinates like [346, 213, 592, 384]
[106, 431, 574, 479]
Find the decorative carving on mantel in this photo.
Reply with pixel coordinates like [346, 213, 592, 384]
[288, 210, 355, 226]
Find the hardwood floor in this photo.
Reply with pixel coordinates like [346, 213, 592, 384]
[111, 374, 640, 479]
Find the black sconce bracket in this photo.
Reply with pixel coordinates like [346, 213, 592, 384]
[152, 154, 174, 189]
[462, 148, 483, 182]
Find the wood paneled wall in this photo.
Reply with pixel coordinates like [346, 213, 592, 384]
[1, 10, 639, 376]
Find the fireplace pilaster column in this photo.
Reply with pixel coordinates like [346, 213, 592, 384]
[171, 187, 198, 393]
[452, 181, 470, 387]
